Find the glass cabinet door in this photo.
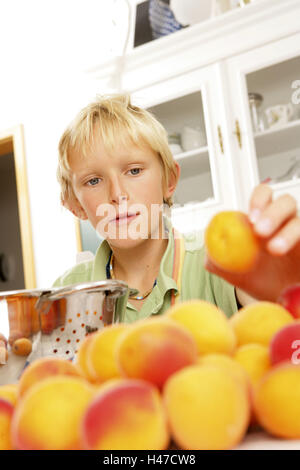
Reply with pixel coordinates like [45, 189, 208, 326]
[147, 91, 212, 207]
[246, 56, 300, 186]
[226, 32, 300, 210]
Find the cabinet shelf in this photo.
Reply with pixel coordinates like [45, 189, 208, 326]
[254, 119, 300, 158]
[173, 146, 210, 175]
[270, 178, 300, 191]
[172, 145, 213, 207]
[173, 146, 208, 160]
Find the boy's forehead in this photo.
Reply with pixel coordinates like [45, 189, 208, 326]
[68, 133, 159, 170]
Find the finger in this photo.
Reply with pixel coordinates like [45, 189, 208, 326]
[249, 183, 273, 224]
[267, 216, 300, 255]
[253, 194, 297, 238]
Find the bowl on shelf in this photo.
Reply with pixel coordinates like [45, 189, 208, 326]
[181, 126, 207, 151]
[265, 104, 294, 130]
[168, 132, 183, 155]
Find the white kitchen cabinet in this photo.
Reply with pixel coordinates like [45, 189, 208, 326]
[86, 0, 300, 234]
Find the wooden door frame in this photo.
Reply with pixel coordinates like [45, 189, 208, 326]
[0, 124, 36, 289]
[75, 218, 83, 253]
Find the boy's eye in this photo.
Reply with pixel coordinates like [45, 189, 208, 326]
[129, 168, 142, 175]
[86, 177, 101, 186]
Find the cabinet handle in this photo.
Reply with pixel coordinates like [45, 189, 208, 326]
[218, 126, 224, 154]
[234, 119, 242, 149]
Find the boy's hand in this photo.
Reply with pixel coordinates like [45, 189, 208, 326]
[205, 184, 300, 302]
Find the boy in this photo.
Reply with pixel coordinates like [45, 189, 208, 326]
[53, 94, 300, 323]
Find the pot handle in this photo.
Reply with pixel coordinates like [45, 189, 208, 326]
[129, 288, 139, 297]
[34, 294, 53, 317]
[35, 284, 139, 317]
[105, 287, 139, 299]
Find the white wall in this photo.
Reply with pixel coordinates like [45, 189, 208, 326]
[0, 0, 129, 288]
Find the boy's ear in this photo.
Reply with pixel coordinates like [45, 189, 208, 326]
[63, 195, 88, 220]
[164, 161, 181, 200]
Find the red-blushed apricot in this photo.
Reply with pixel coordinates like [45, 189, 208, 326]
[205, 211, 260, 273]
[81, 379, 169, 450]
[116, 318, 198, 389]
[0, 398, 14, 450]
[253, 362, 300, 439]
[18, 357, 83, 399]
[11, 376, 93, 450]
[270, 322, 300, 366]
[163, 364, 250, 450]
[85, 324, 128, 383]
[229, 302, 294, 347]
[166, 300, 236, 355]
[277, 283, 300, 319]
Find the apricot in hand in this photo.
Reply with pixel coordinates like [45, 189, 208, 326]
[205, 210, 260, 273]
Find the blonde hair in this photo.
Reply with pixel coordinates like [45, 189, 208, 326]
[57, 94, 178, 208]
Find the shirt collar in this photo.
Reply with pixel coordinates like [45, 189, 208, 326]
[91, 216, 179, 303]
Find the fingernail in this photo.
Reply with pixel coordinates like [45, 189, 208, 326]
[255, 218, 273, 235]
[269, 237, 288, 253]
[249, 208, 261, 224]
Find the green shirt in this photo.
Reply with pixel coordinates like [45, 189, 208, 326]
[53, 219, 238, 322]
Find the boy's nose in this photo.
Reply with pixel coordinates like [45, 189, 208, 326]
[108, 178, 128, 204]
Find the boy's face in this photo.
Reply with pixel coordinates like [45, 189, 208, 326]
[68, 132, 179, 249]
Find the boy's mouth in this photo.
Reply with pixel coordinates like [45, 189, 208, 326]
[110, 212, 140, 224]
